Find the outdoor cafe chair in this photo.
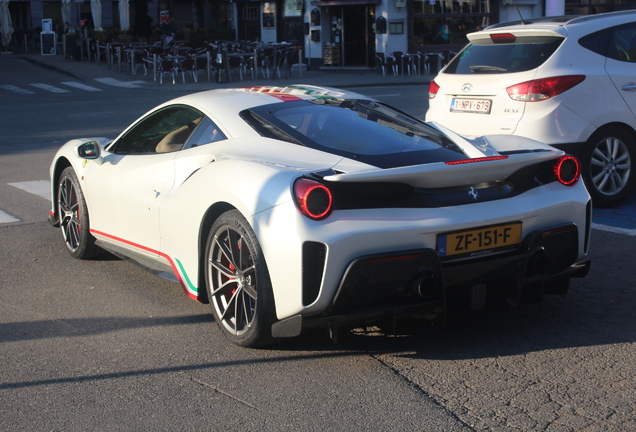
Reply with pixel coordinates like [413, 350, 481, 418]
[375, 53, 398, 76]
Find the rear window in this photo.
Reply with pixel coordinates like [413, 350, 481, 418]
[242, 99, 466, 169]
[444, 36, 564, 74]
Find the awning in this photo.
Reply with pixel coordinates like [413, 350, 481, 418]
[311, 0, 381, 5]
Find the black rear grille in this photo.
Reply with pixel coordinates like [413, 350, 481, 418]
[317, 159, 559, 209]
[329, 249, 443, 316]
[302, 241, 327, 306]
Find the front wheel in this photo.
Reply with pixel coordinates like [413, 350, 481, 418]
[581, 128, 635, 208]
[204, 210, 276, 347]
[57, 167, 101, 259]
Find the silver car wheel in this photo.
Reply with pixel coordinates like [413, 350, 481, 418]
[56, 167, 101, 259]
[58, 174, 82, 253]
[208, 223, 258, 336]
[590, 136, 631, 196]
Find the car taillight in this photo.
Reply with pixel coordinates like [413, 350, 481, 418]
[506, 75, 585, 101]
[554, 155, 581, 186]
[293, 178, 333, 220]
[490, 33, 516, 44]
[429, 80, 440, 99]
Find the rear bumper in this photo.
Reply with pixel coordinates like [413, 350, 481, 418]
[271, 222, 590, 338]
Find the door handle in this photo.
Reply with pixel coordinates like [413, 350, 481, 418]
[621, 83, 636, 91]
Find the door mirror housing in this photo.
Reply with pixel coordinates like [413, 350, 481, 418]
[77, 141, 101, 159]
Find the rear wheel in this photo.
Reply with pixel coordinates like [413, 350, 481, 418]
[581, 128, 635, 208]
[204, 210, 276, 347]
[57, 167, 101, 259]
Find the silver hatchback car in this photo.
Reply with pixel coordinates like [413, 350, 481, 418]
[426, 11, 636, 207]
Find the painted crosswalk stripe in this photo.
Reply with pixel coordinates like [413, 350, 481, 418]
[0, 209, 20, 223]
[94, 77, 145, 89]
[61, 81, 103, 92]
[592, 223, 636, 236]
[0, 84, 36, 95]
[8, 180, 52, 201]
[30, 83, 70, 93]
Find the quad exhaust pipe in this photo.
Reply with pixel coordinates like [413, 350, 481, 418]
[529, 248, 550, 276]
[409, 270, 438, 299]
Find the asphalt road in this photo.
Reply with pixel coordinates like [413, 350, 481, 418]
[1, 57, 635, 431]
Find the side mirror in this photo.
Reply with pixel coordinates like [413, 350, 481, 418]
[77, 141, 101, 159]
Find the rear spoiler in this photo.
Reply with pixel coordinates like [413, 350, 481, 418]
[324, 150, 563, 189]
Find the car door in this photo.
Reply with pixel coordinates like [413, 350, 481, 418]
[85, 105, 205, 252]
[605, 23, 636, 120]
[158, 117, 228, 256]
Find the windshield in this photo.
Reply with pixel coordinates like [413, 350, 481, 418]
[444, 36, 564, 74]
[243, 99, 466, 169]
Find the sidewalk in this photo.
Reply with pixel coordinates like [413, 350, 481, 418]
[16, 51, 434, 92]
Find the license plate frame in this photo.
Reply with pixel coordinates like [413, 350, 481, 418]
[437, 222, 522, 259]
[450, 98, 492, 114]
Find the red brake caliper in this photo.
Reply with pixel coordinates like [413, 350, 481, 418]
[230, 239, 242, 295]
[229, 263, 236, 295]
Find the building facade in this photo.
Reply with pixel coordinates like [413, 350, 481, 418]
[5, 0, 636, 67]
[226, 0, 636, 69]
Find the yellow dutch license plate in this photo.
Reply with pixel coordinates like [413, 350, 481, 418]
[438, 222, 522, 258]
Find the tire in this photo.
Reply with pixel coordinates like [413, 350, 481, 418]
[204, 210, 276, 347]
[581, 127, 636, 208]
[57, 167, 101, 259]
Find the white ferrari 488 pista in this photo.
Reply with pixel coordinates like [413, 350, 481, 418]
[49, 85, 591, 347]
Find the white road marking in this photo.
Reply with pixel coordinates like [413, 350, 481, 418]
[0, 85, 36, 95]
[592, 223, 636, 237]
[8, 180, 51, 201]
[61, 81, 103, 92]
[0, 209, 20, 223]
[30, 83, 70, 93]
[94, 77, 145, 88]
[69, 111, 116, 118]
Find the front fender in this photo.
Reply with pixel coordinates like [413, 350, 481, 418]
[49, 137, 111, 223]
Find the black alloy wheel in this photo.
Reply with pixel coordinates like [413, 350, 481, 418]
[57, 167, 101, 259]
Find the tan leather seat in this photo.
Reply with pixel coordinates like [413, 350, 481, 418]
[155, 118, 203, 153]
[155, 125, 191, 153]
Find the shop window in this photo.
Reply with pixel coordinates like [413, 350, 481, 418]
[414, 0, 490, 14]
[565, 0, 634, 15]
[242, 4, 259, 20]
[285, 0, 304, 18]
[263, 3, 275, 28]
[389, 22, 404, 34]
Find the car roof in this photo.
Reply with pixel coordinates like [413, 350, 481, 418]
[157, 85, 371, 133]
[469, 10, 636, 42]
[165, 85, 369, 112]
[135, 85, 375, 141]
[483, 10, 636, 32]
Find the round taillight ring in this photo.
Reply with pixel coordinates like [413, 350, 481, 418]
[554, 155, 581, 186]
[293, 178, 333, 220]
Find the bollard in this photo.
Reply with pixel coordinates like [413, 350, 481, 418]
[299, 49, 303, 78]
[153, 53, 157, 83]
[206, 51, 211, 82]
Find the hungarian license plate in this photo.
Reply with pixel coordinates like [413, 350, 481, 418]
[451, 98, 492, 114]
[437, 222, 522, 258]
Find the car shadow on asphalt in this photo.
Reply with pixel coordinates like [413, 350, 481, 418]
[273, 279, 635, 361]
